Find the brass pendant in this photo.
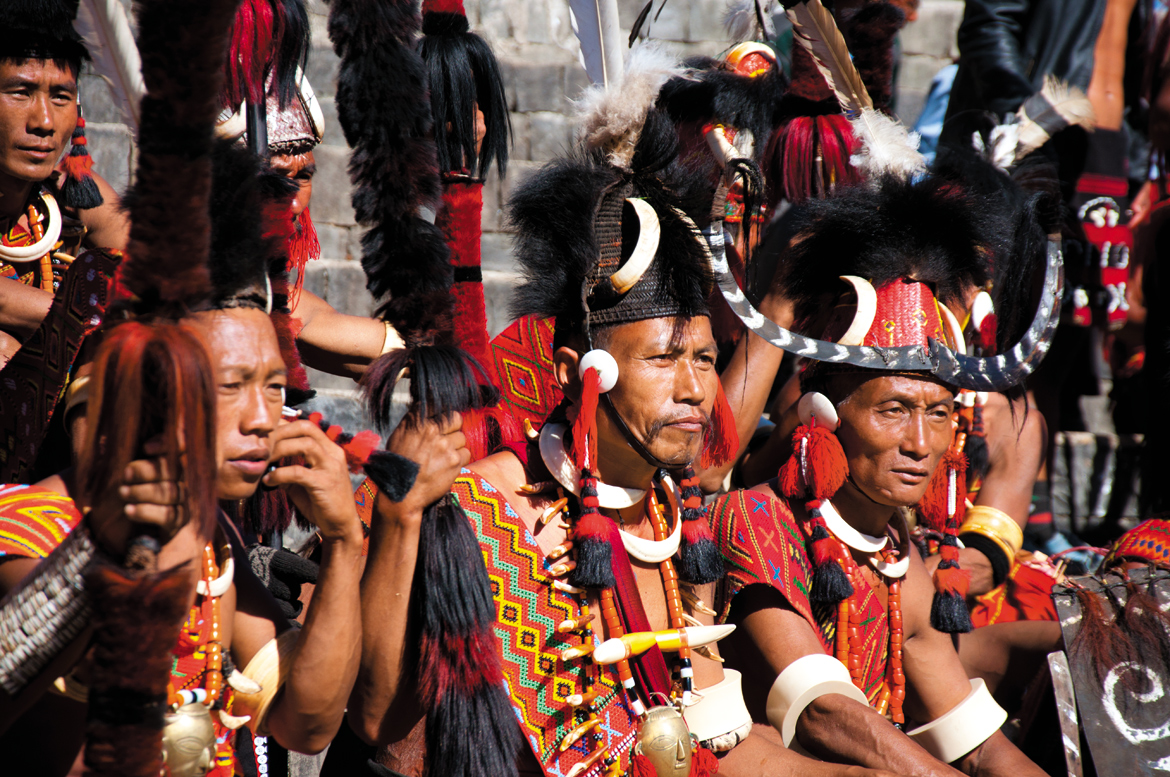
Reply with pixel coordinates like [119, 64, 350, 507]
[162, 701, 217, 777]
[634, 705, 694, 777]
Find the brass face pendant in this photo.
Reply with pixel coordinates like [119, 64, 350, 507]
[634, 705, 694, 777]
[162, 701, 217, 777]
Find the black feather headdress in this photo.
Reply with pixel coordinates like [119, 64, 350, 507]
[778, 174, 1002, 333]
[329, 0, 451, 344]
[0, 0, 87, 67]
[509, 108, 714, 347]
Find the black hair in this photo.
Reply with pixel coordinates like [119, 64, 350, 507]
[420, 12, 511, 179]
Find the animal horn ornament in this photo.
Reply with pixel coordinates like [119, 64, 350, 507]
[706, 225, 1064, 391]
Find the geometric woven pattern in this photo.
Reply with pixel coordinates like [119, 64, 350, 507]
[0, 483, 83, 559]
[490, 315, 562, 430]
[1103, 518, 1170, 570]
[452, 471, 637, 776]
[709, 489, 889, 705]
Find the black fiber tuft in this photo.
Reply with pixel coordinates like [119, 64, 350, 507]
[779, 173, 1001, 331]
[507, 108, 714, 341]
[420, 15, 511, 179]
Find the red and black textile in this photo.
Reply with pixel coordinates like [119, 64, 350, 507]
[0, 248, 118, 484]
[439, 180, 494, 381]
[328, 0, 451, 346]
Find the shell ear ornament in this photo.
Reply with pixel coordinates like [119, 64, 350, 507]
[702, 220, 1065, 391]
[579, 349, 619, 392]
[797, 392, 839, 432]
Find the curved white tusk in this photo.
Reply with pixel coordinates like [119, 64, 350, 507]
[0, 190, 62, 263]
[704, 125, 743, 169]
[609, 198, 660, 295]
[196, 556, 234, 598]
[214, 102, 246, 142]
[835, 276, 877, 346]
[298, 67, 326, 143]
[218, 710, 252, 730]
[939, 303, 967, 356]
[227, 669, 262, 695]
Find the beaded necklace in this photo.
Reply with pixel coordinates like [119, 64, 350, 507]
[0, 188, 68, 292]
[811, 507, 909, 727]
[550, 479, 713, 777]
[168, 542, 225, 709]
[162, 540, 238, 777]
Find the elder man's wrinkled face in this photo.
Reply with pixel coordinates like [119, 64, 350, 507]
[833, 373, 954, 507]
[598, 316, 719, 468]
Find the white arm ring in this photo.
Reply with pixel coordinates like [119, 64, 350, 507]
[766, 653, 869, 747]
[906, 678, 1007, 763]
[684, 669, 753, 750]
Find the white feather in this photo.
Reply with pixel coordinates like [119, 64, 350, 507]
[987, 122, 1020, 171]
[724, 0, 775, 42]
[1014, 75, 1095, 162]
[568, 0, 625, 88]
[575, 44, 691, 170]
[849, 108, 926, 180]
[74, 0, 144, 130]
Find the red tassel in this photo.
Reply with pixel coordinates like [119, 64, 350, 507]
[631, 754, 657, 777]
[933, 563, 971, 598]
[571, 367, 601, 471]
[978, 312, 997, 354]
[700, 380, 740, 468]
[342, 430, 381, 471]
[287, 208, 320, 311]
[691, 746, 720, 776]
[778, 424, 849, 500]
[918, 449, 967, 531]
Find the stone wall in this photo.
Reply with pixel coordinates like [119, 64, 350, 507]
[80, 0, 962, 394]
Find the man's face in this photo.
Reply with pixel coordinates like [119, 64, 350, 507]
[834, 374, 954, 507]
[269, 150, 315, 218]
[186, 308, 287, 500]
[597, 316, 719, 468]
[0, 59, 77, 185]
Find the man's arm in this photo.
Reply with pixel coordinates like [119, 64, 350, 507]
[955, 395, 1045, 596]
[347, 413, 469, 745]
[698, 295, 792, 493]
[294, 289, 394, 379]
[901, 553, 1046, 777]
[0, 277, 52, 339]
[729, 585, 965, 777]
[954, 0, 1035, 117]
[230, 420, 364, 754]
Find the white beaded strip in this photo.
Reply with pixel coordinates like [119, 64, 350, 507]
[0, 526, 95, 694]
[254, 735, 269, 776]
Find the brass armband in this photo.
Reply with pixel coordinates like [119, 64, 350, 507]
[380, 321, 405, 355]
[959, 505, 1024, 566]
[232, 629, 300, 736]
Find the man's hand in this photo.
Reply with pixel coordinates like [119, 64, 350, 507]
[85, 438, 187, 557]
[262, 420, 361, 544]
[378, 412, 470, 522]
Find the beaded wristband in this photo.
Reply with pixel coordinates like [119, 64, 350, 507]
[0, 525, 96, 695]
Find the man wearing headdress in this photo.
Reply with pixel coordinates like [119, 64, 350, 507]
[707, 164, 1058, 774]
[346, 44, 902, 775]
[0, 1, 130, 344]
[0, 1, 464, 773]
